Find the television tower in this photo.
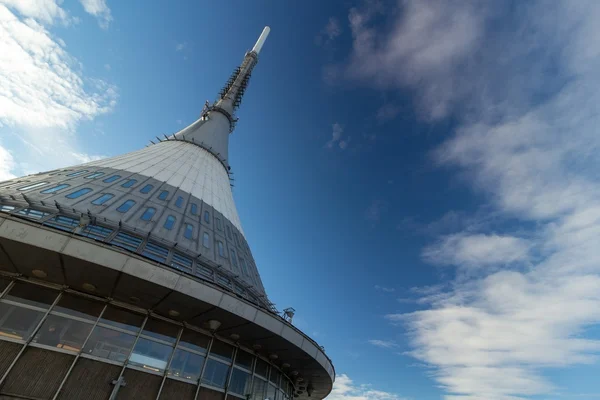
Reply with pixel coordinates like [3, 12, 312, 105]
[0, 27, 334, 400]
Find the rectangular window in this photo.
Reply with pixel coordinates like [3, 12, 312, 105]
[191, 203, 198, 215]
[216, 218, 222, 230]
[226, 226, 232, 240]
[103, 175, 120, 183]
[33, 314, 93, 352]
[129, 337, 174, 373]
[229, 368, 252, 396]
[171, 253, 193, 274]
[202, 232, 210, 248]
[116, 199, 136, 213]
[175, 196, 184, 208]
[110, 231, 142, 252]
[164, 215, 176, 230]
[234, 233, 240, 246]
[16, 208, 49, 220]
[196, 265, 213, 280]
[169, 349, 205, 381]
[230, 249, 238, 269]
[184, 223, 194, 239]
[83, 326, 136, 363]
[202, 358, 230, 388]
[85, 172, 104, 179]
[121, 179, 137, 188]
[140, 184, 154, 194]
[0, 303, 45, 341]
[158, 190, 169, 200]
[217, 240, 225, 257]
[81, 224, 113, 241]
[204, 210, 210, 223]
[66, 170, 88, 177]
[66, 188, 92, 199]
[43, 215, 79, 232]
[142, 242, 169, 263]
[140, 207, 156, 221]
[17, 181, 48, 191]
[41, 184, 69, 194]
[91, 193, 114, 205]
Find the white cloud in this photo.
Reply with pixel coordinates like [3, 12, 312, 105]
[338, 0, 600, 398]
[422, 233, 531, 269]
[175, 42, 187, 52]
[0, 0, 69, 25]
[316, 17, 342, 47]
[78, 0, 111, 29]
[368, 339, 398, 349]
[326, 122, 345, 149]
[0, 143, 16, 181]
[0, 1, 115, 176]
[375, 285, 395, 293]
[327, 374, 405, 400]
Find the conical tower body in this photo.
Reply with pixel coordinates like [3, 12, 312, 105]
[0, 27, 334, 400]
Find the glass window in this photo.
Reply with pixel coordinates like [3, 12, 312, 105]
[234, 233, 240, 246]
[209, 340, 233, 363]
[266, 384, 276, 400]
[0, 303, 44, 341]
[229, 368, 252, 396]
[204, 211, 210, 223]
[85, 172, 104, 179]
[184, 224, 194, 240]
[53, 293, 104, 321]
[202, 358, 230, 388]
[163, 215, 176, 230]
[226, 226, 232, 240]
[117, 199, 136, 213]
[142, 242, 169, 263]
[103, 175, 121, 183]
[179, 329, 210, 354]
[255, 358, 269, 378]
[5, 282, 59, 309]
[40, 184, 70, 194]
[203, 232, 211, 248]
[34, 314, 93, 352]
[83, 326, 136, 362]
[239, 258, 249, 276]
[18, 181, 48, 191]
[217, 241, 225, 257]
[175, 196, 184, 208]
[91, 193, 114, 205]
[251, 377, 267, 400]
[141, 207, 156, 221]
[140, 184, 154, 194]
[171, 253, 193, 273]
[158, 190, 169, 200]
[110, 231, 142, 252]
[81, 224, 113, 241]
[129, 337, 174, 373]
[270, 369, 281, 386]
[142, 318, 178, 344]
[216, 218, 222, 230]
[66, 170, 88, 177]
[230, 249, 238, 269]
[66, 188, 92, 199]
[169, 348, 205, 381]
[98, 306, 144, 333]
[235, 350, 254, 370]
[121, 179, 137, 188]
[191, 203, 198, 215]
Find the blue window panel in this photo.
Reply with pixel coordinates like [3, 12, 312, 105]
[171, 253, 193, 273]
[175, 196, 184, 208]
[164, 215, 176, 230]
[217, 241, 225, 257]
[66, 188, 92, 199]
[142, 242, 169, 263]
[18, 182, 48, 191]
[121, 179, 137, 188]
[117, 200, 136, 213]
[140, 184, 153, 194]
[158, 190, 169, 200]
[85, 172, 104, 179]
[233, 233, 239, 246]
[239, 257, 249, 276]
[103, 175, 121, 183]
[91, 193, 114, 205]
[230, 249, 238, 268]
[43, 215, 79, 232]
[204, 211, 210, 223]
[66, 170, 88, 177]
[16, 208, 49, 220]
[202, 232, 210, 248]
[140, 207, 156, 221]
[195, 264, 213, 279]
[41, 184, 70, 194]
[184, 224, 194, 239]
[226, 226, 232, 240]
[217, 275, 231, 288]
[110, 231, 142, 252]
[215, 218, 222, 230]
[81, 225, 113, 241]
[190, 203, 198, 215]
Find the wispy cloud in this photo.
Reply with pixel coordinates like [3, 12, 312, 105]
[328, 374, 406, 400]
[78, 0, 111, 29]
[0, 1, 116, 177]
[316, 16, 342, 47]
[336, 0, 600, 398]
[326, 122, 349, 150]
[368, 339, 398, 349]
[375, 285, 395, 293]
[175, 42, 187, 52]
[365, 199, 388, 225]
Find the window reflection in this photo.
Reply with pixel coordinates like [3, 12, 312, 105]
[33, 314, 92, 352]
[266, 383, 276, 400]
[98, 306, 144, 333]
[129, 337, 173, 373]
[202, 358, 230, 388]
[52, 293, 103, 320]
[168, 348, 205, 381]
[4, 282, 58, 309]
[141, 318, 178, 344]
[251, 377, 267, 400]
[83, 326, 136, 362]
[0, 303, 44, 340]
[229, 368, 252, 396]
[179, 329, 210, 354]
[210, 340, 233, 363]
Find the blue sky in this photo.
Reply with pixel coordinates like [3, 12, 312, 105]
[2, 0, 600, 399]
